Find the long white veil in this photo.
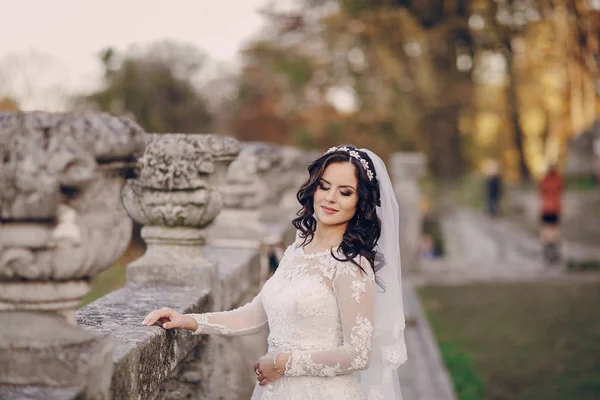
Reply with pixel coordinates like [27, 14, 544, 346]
[357, 149, 407, 399]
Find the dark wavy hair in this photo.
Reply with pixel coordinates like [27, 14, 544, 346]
[292, 145, 382, 278]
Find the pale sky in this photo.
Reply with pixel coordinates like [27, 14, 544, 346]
[0, 0, 298, 109]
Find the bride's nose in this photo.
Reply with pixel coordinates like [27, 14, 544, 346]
[325, 191, 336, 203]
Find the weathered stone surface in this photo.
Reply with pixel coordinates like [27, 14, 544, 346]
[75, 247, 264, 400]
[136, 133, 238, 190]
[209, 143, 307, 250]
[155, 247, 267, 400]
[76, 284, 211, 400]
[126, 226, 215, 286]
[123, 133, 239, 229]
[0, 385, 85, 400]
[0, 172, 133, 284]
[0, 111, 145, 220]
[220, 142, 283, 209]
[123, 133, 240, 286]
[0, 111, 145, 295]
[0, 111, 146, 397]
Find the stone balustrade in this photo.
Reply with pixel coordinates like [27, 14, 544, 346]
[0, 118, 303, 399]
[0, 114, 429, 399]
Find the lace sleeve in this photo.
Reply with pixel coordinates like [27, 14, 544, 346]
[285, 259, 375, 377]
[186, 293, 268, 336]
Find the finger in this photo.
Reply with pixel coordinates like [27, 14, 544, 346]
[142, 311, 155, 325]
[144, 310, 166, 326]
[146, 312, 162, 326]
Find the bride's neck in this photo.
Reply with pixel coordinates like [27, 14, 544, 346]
[312, 223, 346, 249]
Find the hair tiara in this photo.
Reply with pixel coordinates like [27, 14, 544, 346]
[326, 146, 374, 181]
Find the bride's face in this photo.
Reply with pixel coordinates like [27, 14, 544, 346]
[313, 162, 359, 227]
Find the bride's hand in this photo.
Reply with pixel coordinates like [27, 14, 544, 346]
[142, 307, 197, 331]
[254, 351, 289, 387]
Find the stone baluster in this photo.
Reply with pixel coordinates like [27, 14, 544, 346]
[390, 152, 426, 275]
[122, 133, 240, 287]
[205, 142, 285, 284]
[276, 146, 313, 212]
[0, 111, 146, 398]
[208, 142, 284, 248]
[259, 148, 319, 260]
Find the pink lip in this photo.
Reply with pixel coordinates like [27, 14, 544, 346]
[321, 206, 338, 214]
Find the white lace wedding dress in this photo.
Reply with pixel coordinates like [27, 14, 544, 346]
[188, 239, 375, 400]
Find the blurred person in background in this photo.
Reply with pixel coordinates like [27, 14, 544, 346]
[538, 164, 564, 265]
[484, 159, 503, 217]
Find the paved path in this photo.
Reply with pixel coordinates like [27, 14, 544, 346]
[416, 208, 568, 285]
[397, 282, 456, 400]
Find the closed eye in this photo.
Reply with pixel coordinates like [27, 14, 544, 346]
[341, 191, 352, 197]
[318, 184, 330, 191]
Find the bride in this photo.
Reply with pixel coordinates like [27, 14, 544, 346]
[143, 146, 407, 399]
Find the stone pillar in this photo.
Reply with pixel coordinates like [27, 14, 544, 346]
[0, 111, 146, 398]
[122, 133, 240, 287]
[205, 142, 285, 285]
[276, 146, 315, 212]
[390, 152, 426, 275]
[208, 142, 284, 248]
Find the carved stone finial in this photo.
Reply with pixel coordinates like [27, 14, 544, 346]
[207, 143, 285, 249]
[0, 111, 146, 396]
[123, 133, 239, 229]
[219, 142, 283, 209]
[0, 111, 146, 305]
[122, 133, 240, 285]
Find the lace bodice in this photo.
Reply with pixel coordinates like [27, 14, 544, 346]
[188, 239, 375, 381]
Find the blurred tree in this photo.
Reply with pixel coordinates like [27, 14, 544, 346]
[83, 41, 213, 133]
[233, 0, 597, 179]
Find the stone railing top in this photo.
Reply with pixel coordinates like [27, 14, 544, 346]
[137, 133, 240, 190]
[0, 111, 146, 220]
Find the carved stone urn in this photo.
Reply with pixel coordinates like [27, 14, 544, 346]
[0, 111, 146, 396]
[122, 133, 240, 286]
[208, 142, 285, 248]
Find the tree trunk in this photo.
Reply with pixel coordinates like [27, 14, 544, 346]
[506, 48, 531, 181]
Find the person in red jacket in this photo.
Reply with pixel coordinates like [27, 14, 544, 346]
[538, 165, 564, 264]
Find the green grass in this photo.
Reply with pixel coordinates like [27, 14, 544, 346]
[419, 283, 600, 400]
[80, 263, 127, 307]
[79, 242, 144, 308]
[565, 177, 598, 192]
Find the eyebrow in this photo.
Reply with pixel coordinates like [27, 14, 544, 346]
[320, 178, 356, 190]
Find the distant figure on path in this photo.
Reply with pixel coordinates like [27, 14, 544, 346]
[538, 164, 565, 264]
[484, 160, 502, 217]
